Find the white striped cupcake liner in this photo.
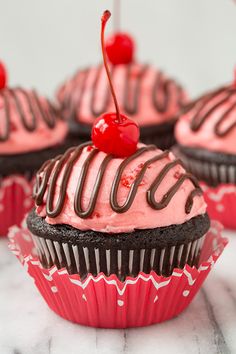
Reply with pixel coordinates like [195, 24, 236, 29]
[8, 220, 227, 328]
[177, 150, 236, 186]
[32, 235, 205, 281]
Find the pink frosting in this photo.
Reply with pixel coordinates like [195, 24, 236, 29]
[0, 88, 68, 155]
[175, 85, 236, 155]
[57, 63, 188, 127]
[36, 144, 206, 233]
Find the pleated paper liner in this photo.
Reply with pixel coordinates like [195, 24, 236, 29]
[201, 182, 236, 230]
[32, 232, 205, 281]
[0, 174, 34, 237]
[174, 146, 236, 230]
[8, 220, 227, 328]
[174, 146, 236, 187]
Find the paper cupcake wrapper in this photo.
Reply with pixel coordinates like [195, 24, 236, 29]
[0, 174, 34, 237]
[175, 147, 236, 230]
[201, 182, 236, 230]
[141, 128, 176, 150]
[8, 221, 227, 328]
[32, 233, 205, 280]
[176, 147, 236, 186]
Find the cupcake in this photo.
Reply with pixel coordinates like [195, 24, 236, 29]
[29, 139, 210, 277]
[175, 73, 236, 229]
[56, 14, 187, 150]
[0, 63, 69, 236]
[9, 11, 227, 329]
[34, 11, 206, 277]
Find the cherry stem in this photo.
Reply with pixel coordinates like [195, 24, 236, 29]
[113, 0, 120, 32]
[101, 10, 121, 123]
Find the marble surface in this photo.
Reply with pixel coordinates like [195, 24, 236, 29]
[0, 230, 235, 354]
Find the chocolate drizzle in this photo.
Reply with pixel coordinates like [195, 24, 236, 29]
[0, 87, 59, 142]
[34, 142, 202, 219]
[59, 63, 186, 122]
[152, 72, 184, 113]
[62, 69, 89, 120]
[185, 85, 236, 137]
[123, 64, 149, 114]
[90, 65, 114, 116]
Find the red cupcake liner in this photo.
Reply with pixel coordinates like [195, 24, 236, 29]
[8, 221, 227, 328]
[201, 182, 236, 230]
[0, 175, 34, 237]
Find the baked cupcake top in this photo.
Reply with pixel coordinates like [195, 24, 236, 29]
[0, 87, 68, 155]
[57, 62, 188, 128]
[34, 141, 206, 233]
[175, 83, 236, 155]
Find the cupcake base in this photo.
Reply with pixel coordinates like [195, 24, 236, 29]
[0, 174, 34, 237]
[176, 145, 236, 229]
[27, 210, 210, 280]
[0, 141, 71, 236]
[139, 120, 176, 150]
[201, 182, 236, 230]
[176, 145, 236, 187]
[8, 220, 227, 328]
[0, 141, 71, 177]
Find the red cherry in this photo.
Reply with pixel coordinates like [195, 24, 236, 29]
[234, 66, 236, 88]
[0, 62, 7, 89]
[91, 10, 140, 157]
[105, 32, 135, 65]
[92, 113, 139, 157]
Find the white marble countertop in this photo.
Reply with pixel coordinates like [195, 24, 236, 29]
[0, 230, 235, 354]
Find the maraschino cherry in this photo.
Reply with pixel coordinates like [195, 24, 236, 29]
[233, 66, 236, 88]
[92, 10, 139, 158]
[105, 0, 134, 65]
[105, 32, 135, 65]
[0, 61, 7, 89]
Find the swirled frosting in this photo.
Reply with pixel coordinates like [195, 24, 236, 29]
[0, 87, 68, 155]
[57, 63, 188, 128]
[34, 142, 206, 233]
[175, 84, 236, 155]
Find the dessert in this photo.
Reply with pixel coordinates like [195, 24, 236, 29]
[30, 12, 208, 278]
[175, 70, 236, 229]
[56, 9, 188, 150]
[9, 11, 227, 329]
[0, 62, 69, 236]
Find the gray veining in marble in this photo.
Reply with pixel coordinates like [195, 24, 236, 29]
[0, 230, 235, 354]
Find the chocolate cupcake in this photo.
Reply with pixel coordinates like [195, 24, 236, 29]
[56, 18, 187, 150]
[29, 10, 208, 279]
[0, 82, 69, 236]
[175, 77, 236, 229]
[28, 140, 209, 280]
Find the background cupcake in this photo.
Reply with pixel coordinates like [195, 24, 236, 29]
[175, 74, 236, 229]
[0, 63, 69, 236]
[56, 15, 188, 150]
